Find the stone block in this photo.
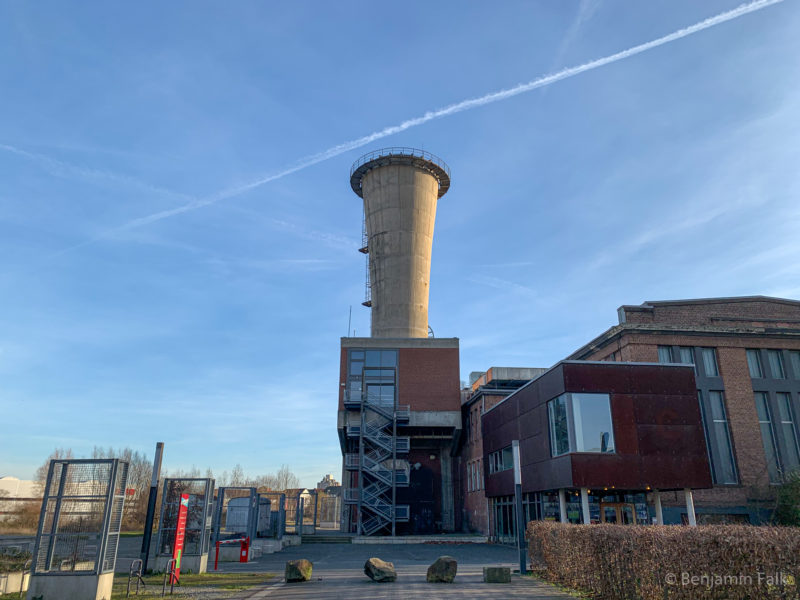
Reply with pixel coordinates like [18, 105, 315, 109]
[483, 566, 511, 583]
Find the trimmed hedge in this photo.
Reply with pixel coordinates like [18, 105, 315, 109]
[527, 521, 800, 599]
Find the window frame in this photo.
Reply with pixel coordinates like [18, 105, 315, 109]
[547, 393, 616, 457]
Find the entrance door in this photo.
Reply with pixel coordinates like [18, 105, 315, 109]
[599, 502, 638, 524]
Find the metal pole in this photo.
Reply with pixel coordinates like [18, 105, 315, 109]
[512, 440, 527, 574]
[141, 442, 164, 572]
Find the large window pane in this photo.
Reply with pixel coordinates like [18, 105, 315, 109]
[678, 347, 695, 366]
[501, 446, 513, 470]
[790, 352, 800, 379]
[746, 350, 763, 379]
[702, 348, 719, 377]
[657, 346, 672, 363]
[572, 394, 615, 453]
[548, 396, 570, 457]
[767, 350, 786, 379]
[706, 391, 738, 484]
[777, 393, 800, 473]
[755, 392, 781, 483]
[380, 350, 397, 367]
[365, 350, 381, 367]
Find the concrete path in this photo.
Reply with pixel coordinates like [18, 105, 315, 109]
[218, 542, 571, 599]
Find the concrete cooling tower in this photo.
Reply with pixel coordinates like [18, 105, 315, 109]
[350, 148, 451, 338]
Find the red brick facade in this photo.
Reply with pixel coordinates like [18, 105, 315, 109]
[570, 297, 800, 519]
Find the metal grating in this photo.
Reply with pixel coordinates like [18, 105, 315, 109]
[32, 459, 128, 576]
[156, 479, 214, 557]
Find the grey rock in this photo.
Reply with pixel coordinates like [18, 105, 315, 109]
[285, 558, 313, 582]
[364, 557, 397, 582]
[427, 555, 457, 583]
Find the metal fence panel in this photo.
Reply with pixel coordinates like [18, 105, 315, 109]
[32, 459, 129, 576]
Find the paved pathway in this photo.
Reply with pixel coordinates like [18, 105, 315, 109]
[218, 542, 571, 599]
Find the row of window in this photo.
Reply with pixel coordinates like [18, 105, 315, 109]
[467, 458, 484, 492]
[657, 345, 800, 381]
[657, 345, 719, 376]
[755, 391, 800, 482]
[488, 446, 513, 473]
[746, 349, 800, 380]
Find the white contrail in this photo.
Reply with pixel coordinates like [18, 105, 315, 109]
[95, 0, 789, 233]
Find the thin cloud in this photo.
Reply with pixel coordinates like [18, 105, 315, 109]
[41, 0, 784, 258]
[0, 143, 192, 201]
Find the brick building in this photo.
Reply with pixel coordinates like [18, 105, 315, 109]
[337, 337, 461, 535]
[481, 361, 712, 541]
[458, 367, 545, 533]
[568, 296, 800, 523]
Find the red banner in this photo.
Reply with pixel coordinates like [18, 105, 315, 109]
[171, 493, 190, 584]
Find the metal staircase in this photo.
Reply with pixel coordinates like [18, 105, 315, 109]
[346, 365, 409, 536]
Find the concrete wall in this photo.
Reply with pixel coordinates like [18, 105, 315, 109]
[361, 164, 439, 338]
[27, 572, 113, 600]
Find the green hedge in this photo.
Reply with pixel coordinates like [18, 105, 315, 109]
[527, 521, 800, 599]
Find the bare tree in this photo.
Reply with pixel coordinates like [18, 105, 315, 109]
[275, 464, 300, 491]
[230, 464, 245, 487]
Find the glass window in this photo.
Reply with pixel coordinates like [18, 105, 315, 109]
[746, 350, 763, 379]
[777, 393, 800, 473]
[349, 361, 363, 376]
[702, 391, 738, 485]
[350, 350, 364, 360]
[365, 350, 381, 367]
[678, 347, 695, 366]
[755, 392, 781, 483]
[380, 350, 397, 367]
[657, 346, 672, 363]
[501, 446, 513, 471]
[548, 396, 570, 456]
[790, 352, 800, 379]
[701, 348, 719, 377]
[767, 350, 786, 379]
[572, 393, 615, 453]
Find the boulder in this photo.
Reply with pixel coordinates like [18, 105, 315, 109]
[364, 557, 397, 582]
[483, 566, 511, 583]
[285, 559, 313, 583]
[426, 555, 457, 583]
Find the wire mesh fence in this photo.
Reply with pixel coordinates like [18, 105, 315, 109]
[156, 479, 214, 557]
[32, 459, 129, 576]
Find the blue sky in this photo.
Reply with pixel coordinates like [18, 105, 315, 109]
[1, 1, 798, 487]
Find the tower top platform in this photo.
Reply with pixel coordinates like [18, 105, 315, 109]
[350, 147, 451, 198]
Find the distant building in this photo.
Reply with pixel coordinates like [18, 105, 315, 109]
[0, 476, 40, 519]
[316, 474, 340, 490]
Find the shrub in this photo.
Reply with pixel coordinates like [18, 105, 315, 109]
[773, 471, 800, 527]
[527, 521, 800, 600]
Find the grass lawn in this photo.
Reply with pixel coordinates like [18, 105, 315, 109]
[109, 572, 275, 599]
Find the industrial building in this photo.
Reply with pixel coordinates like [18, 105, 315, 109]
[337, 148, 461, 536]
[335, 148, 799, 537]
[567, 296, 800, 524]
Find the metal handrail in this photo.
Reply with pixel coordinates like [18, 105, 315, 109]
[350, 147, 451, 179]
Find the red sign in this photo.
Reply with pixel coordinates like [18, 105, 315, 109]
[171, 493, 190, 584]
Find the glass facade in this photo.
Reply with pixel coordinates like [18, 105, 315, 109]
[547, 393, 614, 456]
[489, 490, 649, 541]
